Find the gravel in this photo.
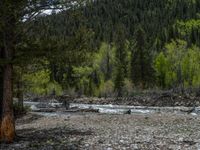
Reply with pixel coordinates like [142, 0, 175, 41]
[1, 112, 200, 150]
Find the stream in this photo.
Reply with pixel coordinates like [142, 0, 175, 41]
[23, 101, 200, 116]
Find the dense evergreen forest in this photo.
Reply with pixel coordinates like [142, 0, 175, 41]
[20, 0, 200, 98]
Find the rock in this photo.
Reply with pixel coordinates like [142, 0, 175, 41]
[30, 105, 40, 111]
[36, 103, 48, 108]
[49, 99, 59, 103]
[66, 144, 78, 150]
[85, 143, 90, 147]
[124, 109, 131, 114]
[131, 144, 139, 149]
[119, 139, 124, 143]
[98, 139, 104, 144]
[13, 144, 22, 148]
[195, 107, 200, 112]
[191, 112, 197, 116]
[49, 102, 62, 108]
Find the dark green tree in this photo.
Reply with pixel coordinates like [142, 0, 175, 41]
[0, 0, 74, 143]
[130, 26, 154, 88]
[114, 24, 128, 96]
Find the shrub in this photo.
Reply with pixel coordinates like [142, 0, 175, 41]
[13, 102, 30, 117]
[99, 80, 114, 98]
[122, 79, 134, 96]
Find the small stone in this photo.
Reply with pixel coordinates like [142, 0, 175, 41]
[131, 144, 138, 149]
[67, 144, 77, 150]
[13, 144, 22, 147]
[191, 112, 197, 116]
[98, 139, 104, 144]
[178, 137, 183, 142]
[119, 140, 124, 143]
[30, 105, 40, 111]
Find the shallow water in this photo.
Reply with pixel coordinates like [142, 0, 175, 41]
[24, 102, 200, 116]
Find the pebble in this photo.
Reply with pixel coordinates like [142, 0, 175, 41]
[119, 139, 124, 143]
[131, 144, 138, 149]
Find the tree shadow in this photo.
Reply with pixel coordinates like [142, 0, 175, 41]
[1, 126, 93, 150]
[15, 114, 44, 125]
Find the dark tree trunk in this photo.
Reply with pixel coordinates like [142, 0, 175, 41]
[1, 36, 15, 143]
[1, 64, 15, 143]
[16, 71, 23, 110]
[105, 45, 111, 80]
[0, 69, 3, 140]
[0, 47, 3, 140]
[17, 83, 24, 110]
[0, 6, 16, 142]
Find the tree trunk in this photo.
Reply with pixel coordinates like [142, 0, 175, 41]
[16, 71, 23, 110]
[1, 64, 15, 143]
[0, 46, 3, 141]
[17, 86, 24, 111]
[0, 69, 3, 141]
[0, 6, 16, 141]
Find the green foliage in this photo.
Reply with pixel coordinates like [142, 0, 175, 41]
[175, 19, 200, 46]
[93, 42, 116, 80]
[72, 66, 94, 96]
[130, 26, 154, 88]
[23, 69, 63, 96]
[99, 80, 114, 97]
[122, 79, 134, 96]
[154, 39, 200, 89]
[3, 0, 200, 98]
[13, 102, 30, 116]
[182, 46, 200, 87]
[114, 24, 129, 96]
[154, 52, 168, 88]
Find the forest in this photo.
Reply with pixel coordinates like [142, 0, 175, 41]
[10, 0, 200, 98]
[1, 0, 200, 148]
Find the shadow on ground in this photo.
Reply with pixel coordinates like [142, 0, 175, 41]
[0, 126, 93, 150]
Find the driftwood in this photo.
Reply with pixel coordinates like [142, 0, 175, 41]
[32, 108, 56, 112]
[65, 108, 99, 113]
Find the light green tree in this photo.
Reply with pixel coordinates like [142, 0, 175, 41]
[154, 39, 200, 90]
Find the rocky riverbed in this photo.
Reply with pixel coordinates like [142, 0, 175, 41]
[1, 111, 200, 150]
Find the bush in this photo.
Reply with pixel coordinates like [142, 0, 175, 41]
[122, 79, 134, 96]
[154, 40, 200, 89]
[23, 69, 63, 96]
[63, 88, 76, 97]
[13, 102, 30, 117]
[99, 80, 114, 98]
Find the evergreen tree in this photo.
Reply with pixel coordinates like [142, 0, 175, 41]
[130, 26, 154, 88]
[0, 0, 75, 143]
[114, 24, 128, 96]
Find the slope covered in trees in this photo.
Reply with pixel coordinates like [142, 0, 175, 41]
[24, 0, 200, 97]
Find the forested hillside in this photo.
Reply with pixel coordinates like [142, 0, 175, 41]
[15, 0, 200, 98]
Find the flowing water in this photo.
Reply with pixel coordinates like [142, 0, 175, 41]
[24, 101, 200, 117]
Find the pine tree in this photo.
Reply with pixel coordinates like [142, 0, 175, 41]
[114, 24, 128, 96]
[130, 26, 154, 88]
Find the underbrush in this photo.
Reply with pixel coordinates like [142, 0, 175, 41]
[13, 103, 30, 118]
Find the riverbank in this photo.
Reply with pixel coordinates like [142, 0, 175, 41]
[27, 91, 200, 107]
[1, 112, 200, 150]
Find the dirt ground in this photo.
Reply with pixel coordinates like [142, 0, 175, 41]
[1, 112, 200, 150]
